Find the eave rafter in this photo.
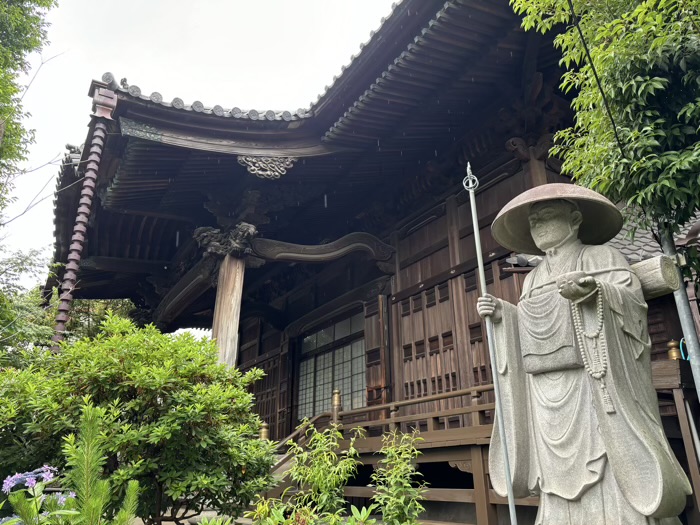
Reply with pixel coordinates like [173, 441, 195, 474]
[118, 117, 355, 157]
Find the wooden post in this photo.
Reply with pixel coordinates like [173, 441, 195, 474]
[260, 422, 270, 441]
[673, 389, 700, 516]
[472, 445, 498, 525]
[331, 389, 342, 425]
[211, 254, 246, 367]
[389, 404, 399, 432]
[470, 389, 482, 427]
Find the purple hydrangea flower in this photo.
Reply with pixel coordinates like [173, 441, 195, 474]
[40, 465, 56, 483]
[56, 491, 77, 506]
[2, 466, 58, 494]
[2, 473, 22, 494]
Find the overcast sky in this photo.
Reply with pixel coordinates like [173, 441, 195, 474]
[7, 0, 397, 281]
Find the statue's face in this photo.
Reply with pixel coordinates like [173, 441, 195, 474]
[528, 200, 580, 251]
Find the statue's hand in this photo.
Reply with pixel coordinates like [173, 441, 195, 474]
[477, 294, 503, 323]
[557, 271, 597, 302]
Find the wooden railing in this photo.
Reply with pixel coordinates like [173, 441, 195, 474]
[334, 384, 539, 524]
[337, 384, 496, 449]
[270, 412, 331, 473]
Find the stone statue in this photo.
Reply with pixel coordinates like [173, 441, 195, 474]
[476, 184, 691, 524]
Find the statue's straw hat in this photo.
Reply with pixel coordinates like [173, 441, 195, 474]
[491, 183, 623, 255]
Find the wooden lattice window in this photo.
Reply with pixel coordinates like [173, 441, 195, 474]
[297, 311, 366, 420]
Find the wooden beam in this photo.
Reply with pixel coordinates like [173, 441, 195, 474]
[119, 117, 359, 157]
[240, 301, 287, 330]
[81, 256, 170, 274]
[113, 208, 196, 222]
[154, 257, 216, 326]
[250, 232, 394, 264]
[286, 277, 391, 337]
[344, 486, 476, 503]
[212, 254, 245, 367]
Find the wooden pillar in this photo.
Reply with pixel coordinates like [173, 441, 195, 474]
[211, 254, 246, 367]
[472, 445, 497, 525]
[331, 389, 342, 425]
[673, 389, 700, 517]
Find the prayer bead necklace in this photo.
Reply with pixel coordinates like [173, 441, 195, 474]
[570, 281, 616, 414]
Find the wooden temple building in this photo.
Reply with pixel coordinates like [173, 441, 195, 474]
[50, 0, 699, 522]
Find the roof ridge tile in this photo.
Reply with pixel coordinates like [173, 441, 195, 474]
[101, 72, 311, 121]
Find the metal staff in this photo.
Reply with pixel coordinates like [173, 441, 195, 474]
[463, 163, 518, 524]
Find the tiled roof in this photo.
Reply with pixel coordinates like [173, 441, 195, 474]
[100, 72, 311, 121]
[308, 1, 405, 109]
[510, 217, 699, 266]
[607, 217, 699, 263]
[101, 0, 430, 125]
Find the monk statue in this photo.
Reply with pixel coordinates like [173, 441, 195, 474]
[476, 184, 692, 524]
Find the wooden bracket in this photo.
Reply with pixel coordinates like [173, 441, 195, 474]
[251, 232, 394, 264]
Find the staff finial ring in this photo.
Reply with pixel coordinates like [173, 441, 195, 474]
[462, 163, 478, 191]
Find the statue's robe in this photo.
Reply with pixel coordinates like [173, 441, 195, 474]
[489, 240, 691, 525]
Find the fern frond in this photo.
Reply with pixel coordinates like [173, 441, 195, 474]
[112, 480, 139, 525]
[63, 403, 110, 525]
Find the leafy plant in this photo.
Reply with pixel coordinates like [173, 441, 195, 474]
[1, 402, 138, 525]
[370, 430, 425, 525]
[287, 423, 363, 516]
[0, 314, 275, 524]
[1, 465, 77, 525]
[62, 403, 139, 525]
[248, 422, 365, 525]
[346, 505, 376, 525]
[245, 495, 290, 525]
[198, 516, 234, 525]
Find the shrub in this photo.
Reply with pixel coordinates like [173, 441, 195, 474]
[0, 314, 275, 524]
[248, 423, 364, 525]
[287, 423, 363, 516]
[370, 430, 425, 525]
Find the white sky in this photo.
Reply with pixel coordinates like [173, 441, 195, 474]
[7, 0, 397, 281]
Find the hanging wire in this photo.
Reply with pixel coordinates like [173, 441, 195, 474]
[566, 0, 628, 160]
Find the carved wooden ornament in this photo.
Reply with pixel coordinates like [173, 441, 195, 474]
[193, 223, 258, 258]
[237, 155, 297, 179]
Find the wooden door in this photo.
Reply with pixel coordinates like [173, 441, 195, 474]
[392, 281, 462, 429]
[364, 295, 391, 409]
[250, 355, 279, 438]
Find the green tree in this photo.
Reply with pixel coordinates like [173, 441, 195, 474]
[64, 298, 136, 340]
[0, 315, 275, 524]
[0, 1, 58, 355]
[510, 0, 700, 387]
[0, 249, 53, 352]
[0, 0, 56, 212]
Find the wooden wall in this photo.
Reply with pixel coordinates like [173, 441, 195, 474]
[237, 163, 687, 441]
[239, 318, 291, 439]
[237, 166, 550, 438]
[388, 170, 532, 427]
